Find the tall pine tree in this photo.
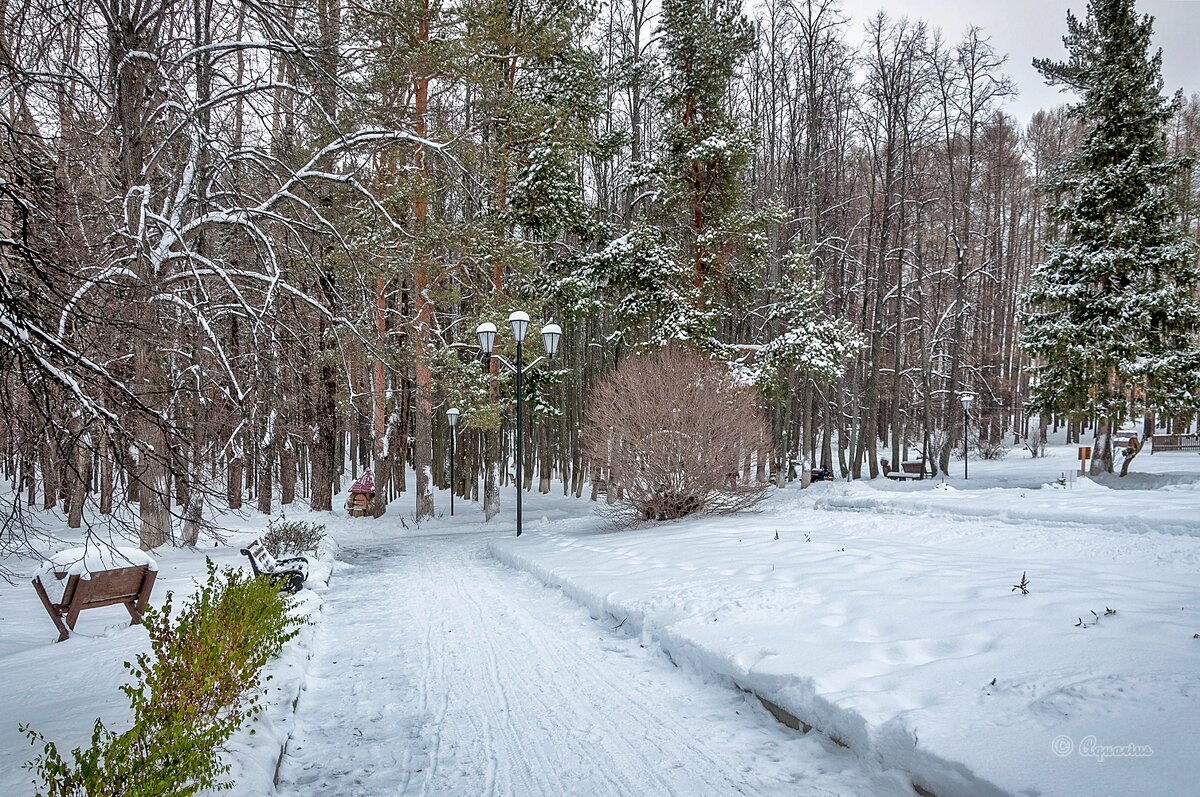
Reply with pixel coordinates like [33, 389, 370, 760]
[1022, 0, 1200, 473]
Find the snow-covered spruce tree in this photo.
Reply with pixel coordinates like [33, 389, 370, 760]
[450, 0, 601, 521]
[552, 0, 768, 356]
[1021, 0, 1200, 473]
[748, 254, 863, 396]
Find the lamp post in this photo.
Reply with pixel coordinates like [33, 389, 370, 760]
[476, 313, 562, 536]
[446, 407, 459, 516]
[960, 392, 974, 480]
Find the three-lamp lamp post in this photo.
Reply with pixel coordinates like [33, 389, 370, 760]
[473, 312, 562, 537]
[960, 392, 974, 480]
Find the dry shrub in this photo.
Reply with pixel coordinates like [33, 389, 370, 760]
[975, 436, 1010, 461]
[583, 346, 772, 524]
[261, 519, 326, 557]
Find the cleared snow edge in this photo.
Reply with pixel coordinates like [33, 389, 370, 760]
[488, 538, 1013, 797]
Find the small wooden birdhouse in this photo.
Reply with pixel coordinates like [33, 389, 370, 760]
[347, 470, 376, 517]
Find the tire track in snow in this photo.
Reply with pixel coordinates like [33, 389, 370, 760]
[449, 552, 682, 797]
[445, 565, 560, 796]
[272, 530, 911, 797]
[466, 551, 773, 797]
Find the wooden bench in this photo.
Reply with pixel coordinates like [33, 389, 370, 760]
[886, 461, 928, 481]
[32, 550, 157, 643]
[1150, 434, 1200, 453]
[239, 539, 309, 594]
[1111, 429, 1140, 450]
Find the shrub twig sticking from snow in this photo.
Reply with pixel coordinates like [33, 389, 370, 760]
[1076, 608, 1117, 629]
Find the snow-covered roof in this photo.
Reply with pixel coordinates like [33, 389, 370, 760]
[350, 470, 376, 495]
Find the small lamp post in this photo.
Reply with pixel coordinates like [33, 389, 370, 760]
[446, 407, 460, 516]
[476, 314, 562, 536]
[960, 392, 974, 480]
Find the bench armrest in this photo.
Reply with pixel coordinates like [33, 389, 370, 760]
[239, 548, 266, 577]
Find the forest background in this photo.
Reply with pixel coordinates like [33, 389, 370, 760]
[2, 0, 1198, 548]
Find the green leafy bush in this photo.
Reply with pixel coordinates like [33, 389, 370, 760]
[23, 560, 303, 796]
[260, 519, 326, 558]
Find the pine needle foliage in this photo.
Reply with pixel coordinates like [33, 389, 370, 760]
[1021, 0, 1200, 425]
[22, 561, 303, 797]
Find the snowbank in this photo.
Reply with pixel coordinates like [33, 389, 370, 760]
[221, 535, 338, 795]
[814, 475, 1200, 537]
[490, 472, 1200, 797]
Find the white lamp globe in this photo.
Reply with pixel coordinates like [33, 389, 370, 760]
[540, 323, 562, 358]
[508, 311, 530, 343]
[476, 322, 497, 354]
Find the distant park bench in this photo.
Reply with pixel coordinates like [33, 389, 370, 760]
[32, 549, 157, 643]
[885, 460, 928, 481]
[1111, 428, 1140, 450]
[1150, 434, 1200, 453]
[239, 539, 309, 594]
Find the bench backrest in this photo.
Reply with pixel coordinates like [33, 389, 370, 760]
[900, 461, 924, 474]
[244, 540, 279, 574]
[76, 566, 149, 607]
[56, 565, 149, 609]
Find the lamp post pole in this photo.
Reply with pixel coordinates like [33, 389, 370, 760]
[475, 315, 561, 538]
[446, 408, 459, 516]
[960, 393, 974, 480]
[515, 334, 524, 535]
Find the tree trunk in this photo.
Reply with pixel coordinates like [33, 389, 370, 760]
[181, 493, 203, 546]
[99, 433, 113, 515]
[310, 358, 338, 511]
[1090, 417, 1114, 475]
[66, 424, 90, 529]
[411, 5, 435, 520]
[227, 445, 243, 509]
[280, 437, 296, 505]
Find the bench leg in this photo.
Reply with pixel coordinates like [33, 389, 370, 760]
[31, 578, 72, 643]
[128, 571, 156, 626]
[65, 601, 83, 634]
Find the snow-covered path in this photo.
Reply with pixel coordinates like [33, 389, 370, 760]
[273, 530, 909, 797]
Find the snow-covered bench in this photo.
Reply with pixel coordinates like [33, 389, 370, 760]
[239, 539, 309, 594]
[31, 547, 158, 643]
[886, 461, 927, 481]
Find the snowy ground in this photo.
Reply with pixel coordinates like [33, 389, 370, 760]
[2, 444, 1197, 796]
[1, 503, 909, 796]
[491, 445, 1200, 797]
[273, 528, 911, 797]
[0, 512, 334, 796]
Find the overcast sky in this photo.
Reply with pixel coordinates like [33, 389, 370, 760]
[834, 0, 1200, 122]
